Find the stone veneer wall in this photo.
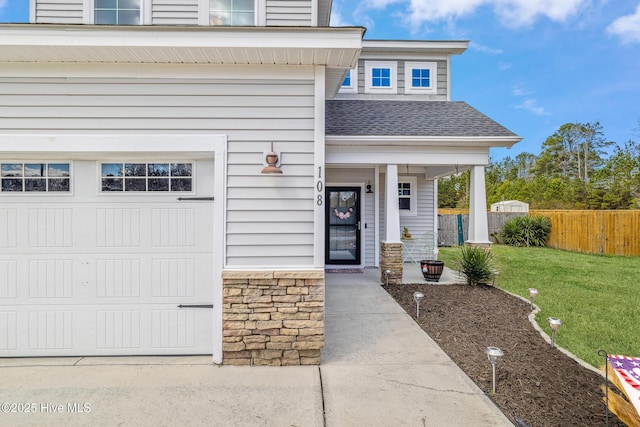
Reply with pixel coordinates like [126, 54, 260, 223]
[221, 270, 324, 366]
[380, 242, 403, 285]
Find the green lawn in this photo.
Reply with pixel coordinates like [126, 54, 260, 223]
[438, 245, 640, 368]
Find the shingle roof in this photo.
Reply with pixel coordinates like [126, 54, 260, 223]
[325, 100, 518, 138]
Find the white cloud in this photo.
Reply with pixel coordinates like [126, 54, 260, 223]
[514, 98, 550, 116]
[607, 3, 640, 43]
[358, 0, 589, 29]
[469, 41, 503, 54]
[511, 86, 532, 96]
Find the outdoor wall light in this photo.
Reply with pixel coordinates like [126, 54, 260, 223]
[547, 317, 562, 348]
[261, 142, 282, 174]
[413, 291, 424, 318]
[485, 346, 504, 394]
[528, 288, 539, 307]
[366, 182, 373, 193]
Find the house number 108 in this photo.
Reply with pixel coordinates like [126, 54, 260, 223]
[316, 166, 323, 206]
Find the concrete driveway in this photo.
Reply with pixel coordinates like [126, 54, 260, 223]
[0, 271, 511, 426]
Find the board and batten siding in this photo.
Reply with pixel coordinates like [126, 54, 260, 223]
[327, 168, 376, 267]
[151, 0, 199, 25]
[34, 0, 84, 24]
[0, 75, 316, 267]
[379, 172, 436, 242]
[265, 0, 313, 26]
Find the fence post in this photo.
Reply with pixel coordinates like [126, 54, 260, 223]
[457, 214, 464, 246]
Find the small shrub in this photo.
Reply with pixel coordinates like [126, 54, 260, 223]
[455, 246, 496, 286]
[500, 215, 551, 247]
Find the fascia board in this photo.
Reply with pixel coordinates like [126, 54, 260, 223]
[362, 40, 469, 55]
[0, 25, 365, 49]
[325, 135, 523, 148]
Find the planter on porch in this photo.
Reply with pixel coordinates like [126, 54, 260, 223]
[420, 260, 445, 282]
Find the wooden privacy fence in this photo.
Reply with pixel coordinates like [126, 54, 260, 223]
[438, 209, 640, 256]
[438, 211, 525, 246]
[529, 210, 640, 256]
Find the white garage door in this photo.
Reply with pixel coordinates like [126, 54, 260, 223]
[0, 159, 215, 357]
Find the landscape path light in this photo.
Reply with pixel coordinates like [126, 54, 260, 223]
[547, 317, 562, 348]
[385, 269, 391, 286]
[413, 292, 424, 318]
[528, 288, 538, 307]
[485, 346, 504, 394]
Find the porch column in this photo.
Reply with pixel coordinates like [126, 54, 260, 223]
[466, 165, 491, 247]
[380, 164, 402, 284]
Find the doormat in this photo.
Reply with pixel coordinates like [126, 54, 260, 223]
[325, 268, 363, 274]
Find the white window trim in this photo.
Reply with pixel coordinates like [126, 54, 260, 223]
[338, 65, 358, 94]
[85, 0, 151, 25]
[404, 61, 437, 95]
[0, 161, 74, 195]
[364, 61, 397, 94]
[399, 176, 417, 217]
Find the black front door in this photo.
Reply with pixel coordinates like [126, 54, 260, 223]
[326, 187, 361, 265]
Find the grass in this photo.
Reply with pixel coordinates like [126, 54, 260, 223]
[438, 245, 640, 368]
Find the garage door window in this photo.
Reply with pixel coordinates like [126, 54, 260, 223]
[101, 162, 193, 192]
[0, 162, 71, 192]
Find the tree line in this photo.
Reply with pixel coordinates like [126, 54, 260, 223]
[439, 121, 640, 210]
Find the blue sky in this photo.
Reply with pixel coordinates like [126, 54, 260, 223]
[2, 1, 640, 159]
[333, 0, 640, 159]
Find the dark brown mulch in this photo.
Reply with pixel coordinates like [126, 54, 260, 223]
[384, 283, 624, 427]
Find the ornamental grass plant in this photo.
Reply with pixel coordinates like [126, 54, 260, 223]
[438, 245, 640, 368]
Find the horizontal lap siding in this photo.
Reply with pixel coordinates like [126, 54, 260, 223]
[151, 0, 199, 25]
[379, 173, 435, 239]
[35, 0, 83, 24]
[0, 76, 316, 267]
[266, 0, 313, 26]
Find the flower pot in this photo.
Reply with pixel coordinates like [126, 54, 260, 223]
[420, 260, 444, 282]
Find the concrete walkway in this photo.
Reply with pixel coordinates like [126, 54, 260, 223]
[0, 267, 511, 426]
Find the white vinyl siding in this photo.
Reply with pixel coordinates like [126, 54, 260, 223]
[152, 0, 199, 25]
[265, 0, 312, 26]
[379, 172, 435, 242]
[35, 0, 84, 24]
[0, 73, 316, 267]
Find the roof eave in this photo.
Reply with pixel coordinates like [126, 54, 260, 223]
[0, 24, 365, 66]
[325, 135, 523, 148]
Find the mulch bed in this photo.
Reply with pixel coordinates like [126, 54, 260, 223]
[384, 283, 625, 427]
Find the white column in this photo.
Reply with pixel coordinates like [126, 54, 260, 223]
[385, 164, 401, 242]
[466, 165, 491, 245]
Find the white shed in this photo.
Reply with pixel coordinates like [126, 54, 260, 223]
[491, 200, 529, 212]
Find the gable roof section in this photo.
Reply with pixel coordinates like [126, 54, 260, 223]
[325, 100, 521, 147]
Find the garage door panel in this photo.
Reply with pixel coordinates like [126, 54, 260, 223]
[0, 158, 215, 357]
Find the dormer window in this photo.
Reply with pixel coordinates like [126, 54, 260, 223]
[339, 66, 358, 94]
[364, 61, 397, 94]
[210, 0, 255, 26]
[95, 0, 141, 25]
[404, 62, 437, 94]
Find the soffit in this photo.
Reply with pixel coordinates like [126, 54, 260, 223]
[0, 25, 363, 67]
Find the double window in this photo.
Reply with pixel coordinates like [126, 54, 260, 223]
[210, 0, 255, 26]
[404, 62, 437, 94]
[101, 162, 193, 192]
[95, 0, 141, 25]
[0, 162, 71, 193]
[364, 61, 397, 94]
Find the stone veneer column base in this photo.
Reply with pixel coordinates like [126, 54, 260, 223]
[380, 242, 403, 285]
[222, 270, 324, 366]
